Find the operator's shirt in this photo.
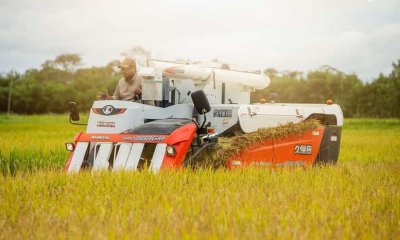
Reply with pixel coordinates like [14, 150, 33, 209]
[113, 75, 142, 101]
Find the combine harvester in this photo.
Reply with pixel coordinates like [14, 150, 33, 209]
[65, 60, 343, 173]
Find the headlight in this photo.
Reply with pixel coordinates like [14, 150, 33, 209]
[65, 142, 75, 152]
[166, 145, 176, 156]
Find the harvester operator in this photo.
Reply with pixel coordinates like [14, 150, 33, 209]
[97, 58, 155, 106]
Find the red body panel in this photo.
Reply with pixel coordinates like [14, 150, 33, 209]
[77, 124, 196, 145]
[65, 123, 197, 171]
[65, 132, 84, 171]
[226, 127, 325, 169]
[65, 153, 74, 171]
[66, 124, 325, 171]
[160, 123, 197, 169]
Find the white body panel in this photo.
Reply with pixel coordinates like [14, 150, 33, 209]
[139, 67, 163, 101]
[113, 143, 133, 171]
[125, 143, 145, 170]
[87, 101, 149, 133]
[92, 143, 113, 170]
[149, 144, 167, 173]
[87, 101, 193, 134]
[238, 103, 343, 133]
[199, 104, 241, 134]
[200, 81, 251, 105]
[86, 100, 343, 136]
[67, 142, 89, 174]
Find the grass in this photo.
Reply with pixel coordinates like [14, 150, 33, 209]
[0, 114, 399, 239]
[0, 114, 86, 175]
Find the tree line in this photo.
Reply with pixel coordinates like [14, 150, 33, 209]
[0, 54, 399, 117]
[252, 62, 400, 118]
[0, 54, 118, 114]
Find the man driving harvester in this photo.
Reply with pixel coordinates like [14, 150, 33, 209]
[98, 58, 155, 106]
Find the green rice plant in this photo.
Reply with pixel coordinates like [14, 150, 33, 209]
[340, 118, 400, 163]
[0, 114, 85, 174]
[0, 149, 67, 176]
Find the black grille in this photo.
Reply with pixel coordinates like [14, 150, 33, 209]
[123, 119, 193, 135]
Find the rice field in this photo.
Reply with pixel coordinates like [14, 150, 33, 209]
[0, 115, 399, 239]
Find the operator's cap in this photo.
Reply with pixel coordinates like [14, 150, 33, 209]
[118, 58, 136, 69]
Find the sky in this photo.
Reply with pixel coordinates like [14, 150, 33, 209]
[0, 0, 399, 82]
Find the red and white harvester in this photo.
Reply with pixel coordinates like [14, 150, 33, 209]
[65, 60, 343, 173]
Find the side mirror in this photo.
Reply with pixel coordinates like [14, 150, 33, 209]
[68, 102, 80, 121]
[191, 90, 211, 132]
[191, 90, 211, 114]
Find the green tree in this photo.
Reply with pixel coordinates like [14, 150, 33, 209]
[358, 60, 400, 118]
[54, 53, 82, 72]
[252, 66, 364, 117]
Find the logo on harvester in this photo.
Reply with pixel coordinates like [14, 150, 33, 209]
[294, 145, 312, 155]
[97, 121, 115, 128]
[92, 106, 126, 115]
[213, 109, 232, 118]
[102, 105, 114, 115]
[122, 136, 165, 141]
[91, 136, 110, 140]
